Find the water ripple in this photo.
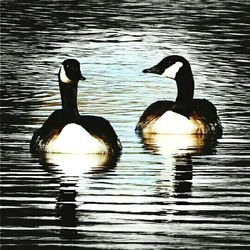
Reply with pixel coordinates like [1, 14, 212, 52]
[1, 0, 250, 249]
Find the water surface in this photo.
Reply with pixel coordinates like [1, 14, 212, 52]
[1, 0, 250, 249]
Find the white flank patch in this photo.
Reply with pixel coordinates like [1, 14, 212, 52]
[59, 65, 73, 84]
[162, 62, 183, 79]
[46, 123, 108, 154]
[151, 111, 197, 134]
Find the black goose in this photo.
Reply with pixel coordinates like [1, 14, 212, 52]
[30, 59, 122, 154]
[136, 55, 222, 137]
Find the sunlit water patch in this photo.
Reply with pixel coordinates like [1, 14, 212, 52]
[1, 0, 250, 249]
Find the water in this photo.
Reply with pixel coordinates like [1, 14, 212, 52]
[1, 0, 250, 249]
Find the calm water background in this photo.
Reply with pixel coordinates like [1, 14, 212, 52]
[1, 0, 250, 249]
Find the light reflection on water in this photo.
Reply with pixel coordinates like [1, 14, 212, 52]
[1, 0, 250, 249]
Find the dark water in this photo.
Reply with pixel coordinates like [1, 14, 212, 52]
[1, 0, 250, 249]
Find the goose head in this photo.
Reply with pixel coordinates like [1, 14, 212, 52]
[59, 59, 86, 84]
[142, 55, 190, 80]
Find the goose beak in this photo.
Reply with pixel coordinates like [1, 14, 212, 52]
[78, 70, 86, 80]
[80, 74, 86, 81]
[142, 66, 161, 75]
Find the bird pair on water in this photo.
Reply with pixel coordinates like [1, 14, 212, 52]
[30, 55, 222, 155]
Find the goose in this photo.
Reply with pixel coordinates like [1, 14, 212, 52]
[136, 55, 222, 137]
[30, 59, 122, 154]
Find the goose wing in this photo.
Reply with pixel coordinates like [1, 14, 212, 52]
[191, 99, 222, 136]
[136, 100, 174, 132]
[30, 110, 65, 152]
[79, 115, 122, 153]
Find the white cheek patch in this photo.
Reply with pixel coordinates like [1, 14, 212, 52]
[59, 65, 72, 84]
[162, 62, 183, 79]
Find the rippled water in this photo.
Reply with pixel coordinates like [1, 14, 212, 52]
[1, 0, 250, 249]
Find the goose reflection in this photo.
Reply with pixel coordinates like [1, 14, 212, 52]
[139, 134, 217, 199]
[37, 152, 119, 239]
[41, 152, 118, 177]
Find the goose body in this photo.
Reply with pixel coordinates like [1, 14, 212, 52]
[45, 123, 106, 154]
[136, 55, 222, 137]
[30, 59, 122, 154]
